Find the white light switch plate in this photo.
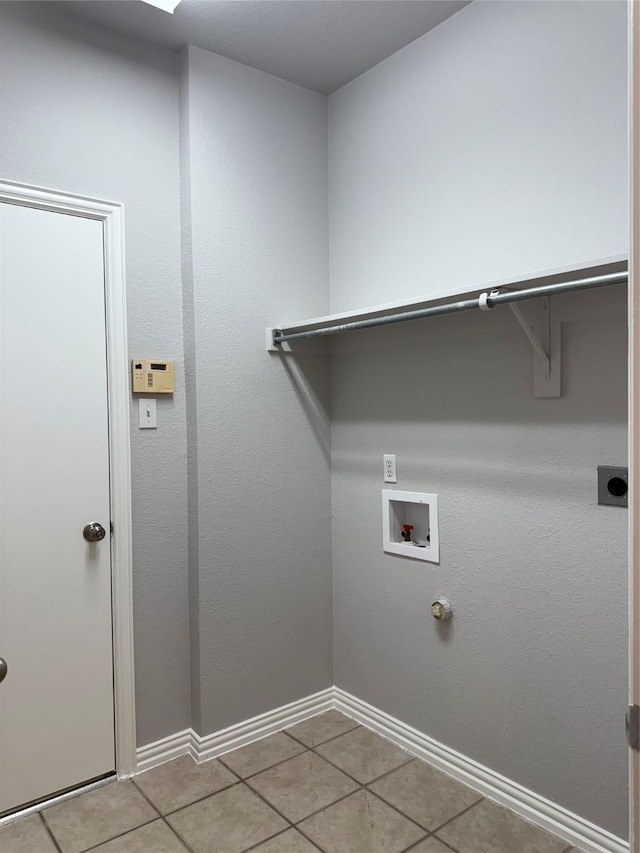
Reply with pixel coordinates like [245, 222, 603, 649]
[383, 454, 397, 483]
[139, 398, 157, 429]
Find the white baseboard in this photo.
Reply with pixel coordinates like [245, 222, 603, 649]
[136, 686, 628, 853]
[192, 687, 334, 764]
[135, 728, 192, 773]
[334, 688, 628, 853]
[135, 687, 334, 774]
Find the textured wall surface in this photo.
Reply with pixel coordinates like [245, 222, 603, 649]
[182, 46, 333, 734]
[331, 289, 629, 837]
[0, 2, 190, 745]
[329, 0, 628, 312]
[328, 0, 629, 838]
[0, 2, 631, 839]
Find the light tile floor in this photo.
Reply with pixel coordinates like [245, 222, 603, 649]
[0, 711, 585, 853]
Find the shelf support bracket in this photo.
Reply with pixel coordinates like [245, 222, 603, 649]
[508, 301, 550, 381]
[481, 289, 561, 397]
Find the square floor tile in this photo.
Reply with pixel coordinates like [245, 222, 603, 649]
[135, 755, 237, 813]
[286, 710, 360, 747]
[369, 758, 482, 829]
[167, 782, 288, 853]
[436, 799, 568, 853]
[250, 828, 322, 852]
[316, 726, 412, 783]
[89, 819, 188, 852]
[298, 789, 425, 853]
[220, 732, 306, 778]
[0, 814, 58, 853]
[43, 780, 158, 853]
[249, 750, 359, 822]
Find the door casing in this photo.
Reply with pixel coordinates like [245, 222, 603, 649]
[629, 2, 639, 849]
[0, 180, 136, 779]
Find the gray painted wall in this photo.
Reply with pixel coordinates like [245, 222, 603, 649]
[329, 0, 628, 312]
[328, 0, 629, 838]
[181, 46, 333, 734]
[0, 2, 630, 839]
[0, 1, 191, 746]
[0, 2, 335, 745]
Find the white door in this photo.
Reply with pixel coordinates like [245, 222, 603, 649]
[0, 201, 115, 814]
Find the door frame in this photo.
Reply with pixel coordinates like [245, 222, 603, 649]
[629, 1, 639, 848]
[0, 180, 136, 778]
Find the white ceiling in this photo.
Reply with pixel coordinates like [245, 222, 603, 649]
[60, 0, 471, 94]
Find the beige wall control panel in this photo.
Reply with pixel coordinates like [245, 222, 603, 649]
[132, 359, 175, 394]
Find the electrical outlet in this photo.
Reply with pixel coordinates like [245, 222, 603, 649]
[383, 454, 397, 483]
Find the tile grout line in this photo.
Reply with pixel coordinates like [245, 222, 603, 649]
[132, 761, 315, 853]
[212, 730, 375, 851]
[295, 730, 414, 788]
[68, 816, 161, 853]
[231, 726, 487, 852]
[237, 721, 574, 852]
[403, 835, 460, 853]
[306, 718, 576, 853]
[220, 759, 300, 831]
[217, 733, 308, 780]
[408, 831, 464, 853]
[130, 778, 198, 853]
[233, 729, 433, 846]
[200, 749, 328, 853]
[138, 777, 244, 819]
[289, 786, 364, 827]
[160, 815, 195, 853]
[32, 715, 574, 853]
[290, 787, 430, 853]
[365, 770, 484, 837]
[160, 816, 198, 853]
[363, 787, 434, 837]
[429, 798, 485, 837]
[37, 778, 162, 853]
[216, 743, 372, 850]
[227, 722, 461, 842]
[284, 720, 362, 751]
[242, 824, 326, 853]
[37, 811, 64, 853]
[297, 723, 485, 839]
[292, 730, 433, 834]
[302, 725, 487, 845]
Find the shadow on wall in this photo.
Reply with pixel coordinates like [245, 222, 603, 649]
[328, 285, 628, 428]
[276, 347, 331, 467]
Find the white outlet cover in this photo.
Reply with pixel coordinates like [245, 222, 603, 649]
[383, 454, 397, 483]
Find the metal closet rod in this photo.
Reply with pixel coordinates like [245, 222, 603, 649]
[272, 270, 628, 345]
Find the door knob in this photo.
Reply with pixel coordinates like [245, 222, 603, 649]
[83, 522, 106, 543]
[0, 657, 7, 684]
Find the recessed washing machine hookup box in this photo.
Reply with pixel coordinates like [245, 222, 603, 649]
[382, 489, 439, 563]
